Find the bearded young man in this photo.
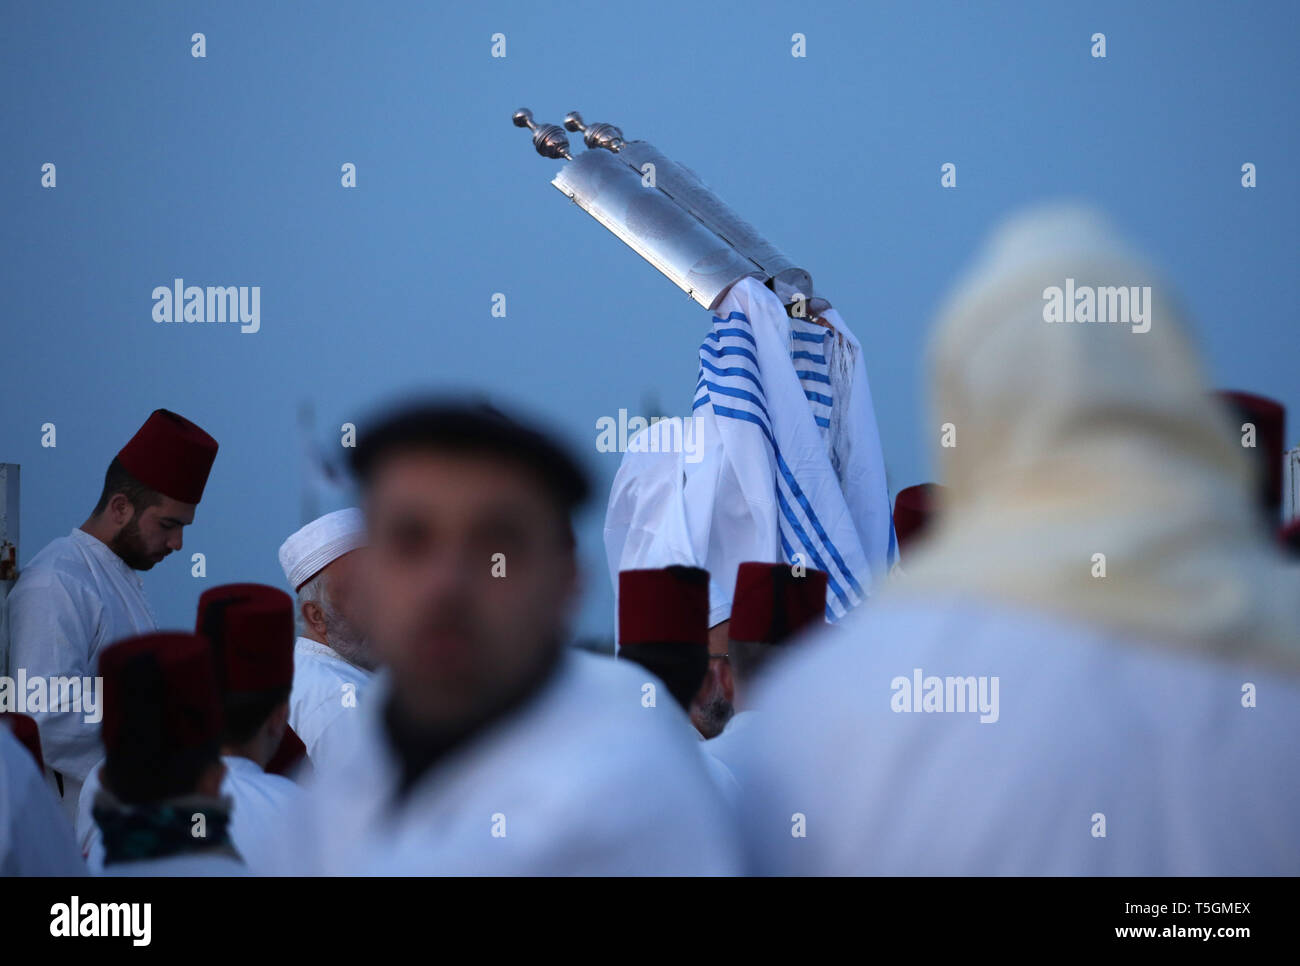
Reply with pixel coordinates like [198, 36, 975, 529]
[6, 408, 218, 819]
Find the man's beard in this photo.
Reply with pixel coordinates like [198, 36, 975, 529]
[324, 605, 377, 671]
[693, 692, 734, 739]
[109, 517, 159, 571]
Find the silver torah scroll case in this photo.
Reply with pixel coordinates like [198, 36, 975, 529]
[512, 108, 830, 315]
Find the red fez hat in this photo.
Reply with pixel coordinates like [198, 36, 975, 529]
[99, 632, 222, 757]
[116, 409, 219, 504]
[0, 712, 45, 773]
[619, 567, 709, 647]
[894, 483, 945, 558]
[730, 562, 828, 644]
[1215, 391, 1286, 518]
[196, 583, 295, 693]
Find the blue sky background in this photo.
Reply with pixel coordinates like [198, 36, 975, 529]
[2, 0, 1296, 639]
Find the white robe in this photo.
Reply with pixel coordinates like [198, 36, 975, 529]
[289, 637, 372, 770]
[76, 755, 302, 872]
[702, 708, 756, 800]
[605, 278, 895, 631]
[0, 727, 86, 876]
[606, 416, 776, 631]
[734, 599, 1300, 875]
[6, 528, 157, 817]
[697, 728, 741, 808]
[689, 279, 895, 621]
[257, 649, 741, 875]
[98, 852, 247, 876]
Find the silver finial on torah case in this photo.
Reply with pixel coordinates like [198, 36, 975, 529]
[514, 108, 816, 312]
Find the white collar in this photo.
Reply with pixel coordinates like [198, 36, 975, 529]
[71, 527, 143, 586]
[295, 636, 371, 675]
[220, 754, 264, 776]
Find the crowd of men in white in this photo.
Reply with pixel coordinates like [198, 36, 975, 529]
[2, 206, 1298, 876]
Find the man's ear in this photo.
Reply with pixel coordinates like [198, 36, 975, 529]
[106, 492, 136, 528]
[301, 600, 327, 637]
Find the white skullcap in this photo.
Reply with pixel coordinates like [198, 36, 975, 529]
[278, 508, 366, 592]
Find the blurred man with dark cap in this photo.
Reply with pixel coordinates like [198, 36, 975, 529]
[277, 508, 373, 769]
[601, 419, 737, 739]
[734, 206, 1300, 875]
[76, 584, 303, 869]
[618, 566, 740, 800]
[77, 584, 303, 870]
[617, 566, 711, 712]
[260, 400, 738, 874]
[193, 583, 303, 853]
[7, 408, 218, 818]
[91, 631, 244, 876]
[702, 562, 827, 787]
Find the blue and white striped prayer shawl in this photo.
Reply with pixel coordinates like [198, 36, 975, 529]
[691, 278, 896, 621]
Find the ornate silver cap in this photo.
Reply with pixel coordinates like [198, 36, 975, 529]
[512, 108, 572, 161]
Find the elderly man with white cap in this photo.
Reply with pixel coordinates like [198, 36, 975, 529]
[278, 508, 375, 769]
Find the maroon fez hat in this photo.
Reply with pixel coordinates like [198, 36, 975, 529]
[894, 483, 944, 558]
[196, 583, 296, 693]
[1215, 391, 1286, 518]
[116, 408, 219, 504]
[0, 712, 45, 773]
[619, 566, 710, 646]
[729, 562, 828, 644]
[99, 632, 223, 757]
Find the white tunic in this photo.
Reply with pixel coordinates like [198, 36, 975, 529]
[702, 709, 757, 802]
[605, 417, 776, 631]
[735, 599, 1300, 875]
[697, 729, 741, 808]
[6, 528, 157, 816]
[76, 755, 302, 872]
[0, 727, 86, 876]
[99, 852, 247, 876]
[257, 649, 742, 875]
[289, 637, 372, 769]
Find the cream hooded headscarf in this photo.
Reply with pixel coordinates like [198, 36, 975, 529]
[890, 204, 1300, 673]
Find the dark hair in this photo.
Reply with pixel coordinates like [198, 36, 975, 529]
[221, 687, 291, 746]
[349, 399, 591, 521]
[105, 742, 220, 805]
[93, 456, 164, 516]
[618, 643, 709, 712]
